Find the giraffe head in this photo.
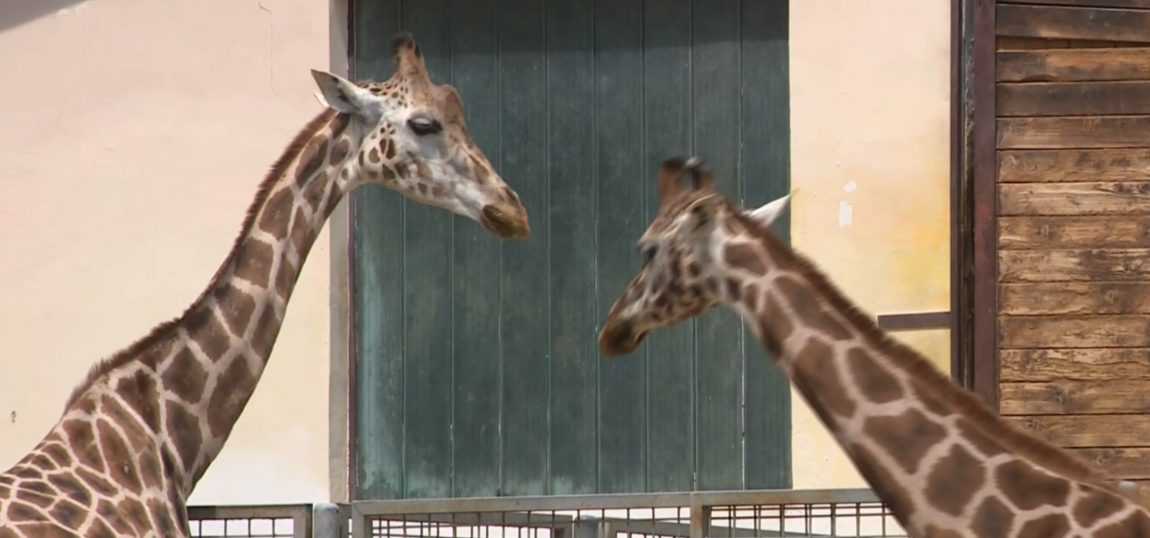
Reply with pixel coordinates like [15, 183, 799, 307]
[600, 157, 789, 355]
[311, 34, 530, 239]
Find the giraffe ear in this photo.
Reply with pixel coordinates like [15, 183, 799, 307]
[658, 157, 688, 206]
[311, 69, 372, 115]
[747, 194, 791, 229]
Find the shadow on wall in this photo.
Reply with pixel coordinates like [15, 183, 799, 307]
[1, 0, 88, 34]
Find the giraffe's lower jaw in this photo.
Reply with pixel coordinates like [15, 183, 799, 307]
[599, 320, 647, 357]
[480, 204, 531, 240]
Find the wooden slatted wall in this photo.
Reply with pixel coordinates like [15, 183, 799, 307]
[994, 0, 1150, 485]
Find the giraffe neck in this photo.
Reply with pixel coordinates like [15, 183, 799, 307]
[62, 108, 362, 499]
[714, 218, 1146, 536]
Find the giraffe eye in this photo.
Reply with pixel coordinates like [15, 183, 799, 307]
[407, 116, 443, 136]
[642, 246, 658, 264]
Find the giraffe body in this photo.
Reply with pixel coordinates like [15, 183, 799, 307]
[599, 158, 1150, 538]
[0, 34, 528, 537]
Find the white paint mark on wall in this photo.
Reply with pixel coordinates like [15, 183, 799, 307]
[55, 1, 91, 17]
[838, 201, 853, 228]
[843, 180, 857, 193]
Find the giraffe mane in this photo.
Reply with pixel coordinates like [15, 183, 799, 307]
[63, 108, 342, 411]
[730, 209, 1130, 497]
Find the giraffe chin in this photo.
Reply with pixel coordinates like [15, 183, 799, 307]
[481, 204, 531, 240]
[599, 320, 647, 357]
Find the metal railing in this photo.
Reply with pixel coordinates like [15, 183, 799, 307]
[188, 504, 315, 538]
[350, 489, 903, 538]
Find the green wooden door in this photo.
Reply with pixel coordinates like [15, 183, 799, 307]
[350, 0, 791, 500]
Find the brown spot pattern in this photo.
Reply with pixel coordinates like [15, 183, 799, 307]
[863, 409, 946, 474]
[1017, 514, 1070, 538]
[290, 207, 314, 260]
[99, 396, 151, 451]
[743, 283, 759, 312]
[912, 381, 951, 416]
[47, 472, 91, 507]
[234, 238, 274, 288]
[849, 443, 915, 526]
[61, 419, 103, 472]
[1073, 486, 1126, 528]
[185, 306, 231, 361]
[139, 450, 163, 489]
[7, 501, 47, 522]
[75, 468, 117, 497]
[13, 524, 72, 538]
[956, 418, 1006, 457]
[166, 400, 202, 471]
[207, 358, 258, 438]
[925, 444, 984, 516]
[996, 459, 1071, 510]
[117, 498, 151, 535]
[148, 498, 178, 537]
[258, 188, 294, 237]
[251, 306, 283, 358]
[369, 147, 381, 163]
[384, 138, 397, 160]
[972, 497, 1014, 538]
[96, 419, 141, 494]
[98, 499, 134, 536]
[792, 338, 856, 419]
[41, 444, 71, 467]
[88, 518, 118, 538]
[275, 254, 296, 300]
[1097, 511, 1150, 538]
[760, 293, 794, 355]
[16, 489, 52, 508]
[304, 172, 329, 212]
[725, 278, 741, 302]
[847, 348, 904, 403]
[724, 243, 767, 275]
[214, 283, 256, 336]
[775, 276, 852, 340]
[116, 368, 162, 432]
[49, 499, 85, 530]
[163, 346, 208, 404]
[330, 138, 351, 165]
[295, 136, 329, 187]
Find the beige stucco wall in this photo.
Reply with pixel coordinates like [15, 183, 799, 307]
[789, 0, 952, 488]
[0, 0, 331, 504]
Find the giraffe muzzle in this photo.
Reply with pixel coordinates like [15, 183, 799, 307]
[481, 203, 531, 240]
[599, 319, 647, 357]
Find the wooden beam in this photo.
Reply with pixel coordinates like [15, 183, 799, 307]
[999, 149, 1150, 182]
[1001, 348, 1150, 381]
[1001, 282, 1150, 314]
[971, 0, 1000, 410]
[1005, 415, 1150, 447]
[1002, 380, 1150, 414]
[999, 182, 1150, 215]
[1001, 248, 1150, 281]
[1071, 448, 1150, 480]
[998, 4, 1150, 43]
[998, 116, 1150, 149]
[999, 216, 1150, 249]
[1000, 315, 1150, 347]
[998, 48, 1150, 83]
[999, 81, 1150, 116]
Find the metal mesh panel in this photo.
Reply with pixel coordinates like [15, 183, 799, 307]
[354, 490, 905, 538]
[188, 504, 312, 538]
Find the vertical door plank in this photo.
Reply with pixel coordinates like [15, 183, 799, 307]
[450, 0, 503, 498]
[546, 0, 598, 495]
[352, 0, 405, 501]
[692, 0, 744, 491]
[398, 0, 455, 499]
[642, 0, 696, 494]
[595, 0, 647, 494]
[498, 0, 550, 496]
[740, 0, 792, 490]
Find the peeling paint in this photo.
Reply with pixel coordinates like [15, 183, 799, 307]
[838, 200, 853, 228]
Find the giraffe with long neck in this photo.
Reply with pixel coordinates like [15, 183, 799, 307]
[0, 34, 529, 538]
[599, 158, 1150, 538]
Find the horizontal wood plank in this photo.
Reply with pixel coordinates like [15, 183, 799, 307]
[1000, 315, 1150, 347]
[998, 48, 1150, 82]
[1001, 282, 1150, 314]
[1002, 380, 1150, 414]
[1002, 0, 1150, 9]
[1000, 216, 1150, 248]
[1071, 448, 1150, 480]
[1006, 414, 1150, 447]
[1001, 249, 1150, 281]
[1001, 348, 1150, 381]
[999, 81, 1150, 116]
[999, 182, 1150, 215]
[998, 4, 1150, 43]
[998, 116, 1150, 148]
[999, 149, 1150, 182]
